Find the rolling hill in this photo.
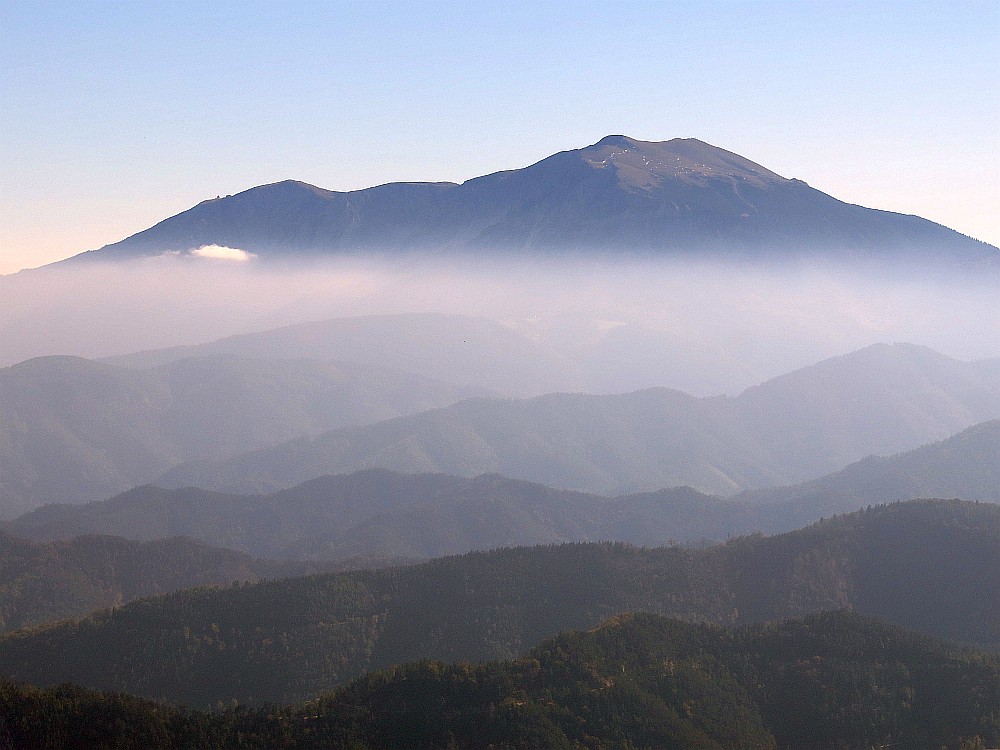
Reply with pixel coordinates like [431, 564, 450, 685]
[0, 532, 336, 633]
[11, 415, 998, 561]
[2, 611, 996, 749]
[7, 472, 731, 560]
[741, 418, 1000, 512]
[0, 500, 995, 706]
[102, 312, 578, 396]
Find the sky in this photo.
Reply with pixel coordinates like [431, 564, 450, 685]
[1, 0, 998, 275]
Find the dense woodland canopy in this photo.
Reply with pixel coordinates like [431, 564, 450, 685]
[0, 500, 996, 708]
[0, 610, 997, 749]
[0, 532, 365, 632]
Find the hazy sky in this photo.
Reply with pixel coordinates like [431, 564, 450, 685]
[2, 0, 998, 274]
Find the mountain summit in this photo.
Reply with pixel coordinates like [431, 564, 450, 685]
[68, 136, 997, 264]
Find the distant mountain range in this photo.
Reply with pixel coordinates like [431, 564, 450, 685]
[11, 419, 998, 563]
[64, 136, 998, 264]
[740, 418, 1000, 511]
[159, 343, 1000, 496]
[4, 340, 997, 518]
[0, 352, 487, 515]
[102, 312, 576, 395]
[2, 500, 996, 707]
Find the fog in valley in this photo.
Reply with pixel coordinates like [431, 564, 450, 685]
[3, 249, 998, 397]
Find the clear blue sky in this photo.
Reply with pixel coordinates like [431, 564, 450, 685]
[2, 0, 998, 273]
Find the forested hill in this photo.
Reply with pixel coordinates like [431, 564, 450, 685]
[1, 611, 997, 749]
[8, 472, 729, 559]
[0, 532, 348, 632]
[0, 499, 996, 706]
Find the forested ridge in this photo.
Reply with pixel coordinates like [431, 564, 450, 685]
[0, 532, 369, 633]
[0, 610, 996, 749]
[1, 499, 996, 706]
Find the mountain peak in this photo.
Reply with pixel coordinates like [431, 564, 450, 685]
[577, 134, 788, 191]
[594, 134, 637, 148]
[64, 134, 998, 264]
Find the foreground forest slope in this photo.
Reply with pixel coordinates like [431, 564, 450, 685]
[1, 611, 997, 749]
[160, 343, 1000, 496]
[0, 500, 995, 706]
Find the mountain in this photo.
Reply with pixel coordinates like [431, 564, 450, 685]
[0, 532, 343, 633]
[65, 136, 998, 264]
[105, 314, 765, 398]
[1, 500, 996, 706]
[7, 472, 734, 560]
[0, 352, 487, 517]
[14, 414, 1000, 559]
[742, 418, 1000, 514]
[159, 343, 1000, 496]
[102, 312, 578, 396]
[2, 611, 996, 749]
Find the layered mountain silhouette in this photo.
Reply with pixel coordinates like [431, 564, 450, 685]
[158, 343, 1000, 496]
[66, 136, 998, 263]
[11, 419, 999, 563]
[5, 341, 997, 517]
[0, 352, 487, 516]
[2, 501, 997, 707]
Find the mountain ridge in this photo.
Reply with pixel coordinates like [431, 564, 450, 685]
[1, 500, 996, 707]
[10, 417, 999, 562]
[60, 135, 998, 264]
[158, 342, 1000, 496]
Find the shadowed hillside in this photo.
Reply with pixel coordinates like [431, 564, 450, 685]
[0, 500, 995, 706]
[2, 611, 996, 749]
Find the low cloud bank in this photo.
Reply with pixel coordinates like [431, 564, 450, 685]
[1, 252, 997, 396]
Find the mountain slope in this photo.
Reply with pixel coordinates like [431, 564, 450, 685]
[102, 312, 578, 396]
[3, 611, 996, 749]
[69, 136, 998, 263]
[0, 500, 996, 705]
[743, 418, 1000, 512]
[0, 532, 330, 632]
[160, 343, 1000, 496]
[8, 472, 732, 560]
[0, 353, 486, 516]
[12, 417, 999, 561]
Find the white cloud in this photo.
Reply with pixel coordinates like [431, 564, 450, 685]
[190, 245, 255, 261]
